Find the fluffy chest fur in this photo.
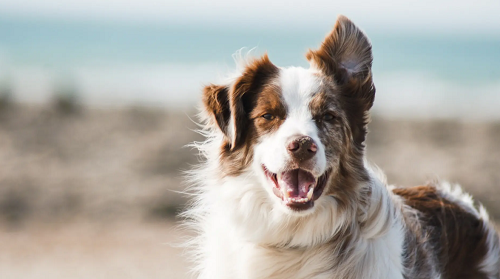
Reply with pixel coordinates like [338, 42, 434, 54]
[195, 175, 406, 279]
[210, 235, 403, 279]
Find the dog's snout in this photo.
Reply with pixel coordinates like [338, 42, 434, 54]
[286, 136, 317, 161]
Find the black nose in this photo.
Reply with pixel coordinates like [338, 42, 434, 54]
[286, 136, 317, 162]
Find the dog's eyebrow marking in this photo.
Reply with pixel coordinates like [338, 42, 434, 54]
[309, 90, 339, 112]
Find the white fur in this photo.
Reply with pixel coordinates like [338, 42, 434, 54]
[478, 205, 500, 279]
[254, 67, 326, 214]
[257, 67, 326, 179]
[437, 182, 479, 217]
[186, 161, 407, 279]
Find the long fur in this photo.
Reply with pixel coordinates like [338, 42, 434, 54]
[181, 15, 500, 279]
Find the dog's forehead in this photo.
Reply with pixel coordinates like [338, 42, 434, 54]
[277, 67, 323, 112]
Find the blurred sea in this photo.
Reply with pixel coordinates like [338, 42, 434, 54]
[0, 16, 499, 118]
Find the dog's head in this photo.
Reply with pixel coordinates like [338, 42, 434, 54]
[202, 15, 374, 215]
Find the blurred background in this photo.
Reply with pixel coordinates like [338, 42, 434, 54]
[0, 0, 499, 278]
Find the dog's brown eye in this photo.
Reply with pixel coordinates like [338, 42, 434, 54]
[323, 113, 335, 121]
[262, 113, 275, 120]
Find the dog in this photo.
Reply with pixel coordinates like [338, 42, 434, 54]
[183, 15, 500, 279]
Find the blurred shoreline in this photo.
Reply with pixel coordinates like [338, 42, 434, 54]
[0, 102, 201, 227]
[1, 16, 499, 119]
[1, 101, 500, 226]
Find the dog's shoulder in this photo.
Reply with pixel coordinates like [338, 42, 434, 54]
[393, 183, 500, 279]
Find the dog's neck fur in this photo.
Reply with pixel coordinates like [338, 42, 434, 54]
[186, 137, 407, 278]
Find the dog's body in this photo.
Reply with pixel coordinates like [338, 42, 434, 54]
[184, 16, 500, 279]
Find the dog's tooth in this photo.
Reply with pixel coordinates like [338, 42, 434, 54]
[306, 186, 314, 200]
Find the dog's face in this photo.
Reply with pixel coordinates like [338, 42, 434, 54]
[202, 16, 375, 215]
[253, 67, 347, 213]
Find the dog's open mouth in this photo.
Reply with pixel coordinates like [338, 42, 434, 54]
[263, 165, 330, 211]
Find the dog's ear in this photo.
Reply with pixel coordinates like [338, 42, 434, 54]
[306, 15, 375, 112]
[202, 84, 231, 138]
[203, 54, 278, 150]
[306, 15, 375, 145]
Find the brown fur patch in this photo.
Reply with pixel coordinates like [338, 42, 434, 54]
[308, 88, 347, 172]
[215, 54, 283, 176]
[393, 185, 490, 279]
[307, 81, 370, 213]
[249, 85, 286, 135]
[229, 54, 280, 150]
[202, 84, 231, 138]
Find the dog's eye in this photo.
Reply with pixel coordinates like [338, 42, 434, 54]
[323, 113, 335, 121]
[262, 113, 275, 120]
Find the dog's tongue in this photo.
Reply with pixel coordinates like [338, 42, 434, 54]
[278, 169, 316, 200]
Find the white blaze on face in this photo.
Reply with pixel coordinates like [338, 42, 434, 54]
[253, 66, 327, 178]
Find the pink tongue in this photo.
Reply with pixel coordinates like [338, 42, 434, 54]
[278, 169, 316, 199]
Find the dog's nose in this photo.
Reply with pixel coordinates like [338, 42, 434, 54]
[286, 136, 317, 161]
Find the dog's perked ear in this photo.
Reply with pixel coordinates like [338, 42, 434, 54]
[306, 15, 375, 144]
[306, 15, 374, 103]
[203, 54, 279, 151]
